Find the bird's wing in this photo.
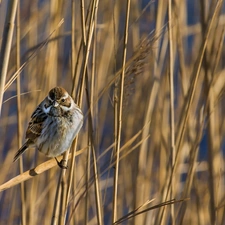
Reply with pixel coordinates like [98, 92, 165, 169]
[25, 104, 48, 140]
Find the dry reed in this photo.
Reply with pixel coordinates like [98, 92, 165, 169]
[0, 0, 225, 225]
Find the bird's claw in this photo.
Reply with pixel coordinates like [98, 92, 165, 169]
[55, 158, 68, 169]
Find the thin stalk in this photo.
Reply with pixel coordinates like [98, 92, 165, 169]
[113, 50, 119, 222]
[207, 81, 217, 225]
[63, 1, 78, 224]
[85, 74, 103, 225]
[110, 0, 118, 209]
[65, 0, 88, 218]
[91, 146, 102, 224]
[177, 109, 205, 224]
[72, 0, 92, 99]
[51, 173, 62, 225]
[63, 0, 86, 221]
[168, 0, 175, 224]
[77, 0, 98, 107]
[64, 0, 79, 211]
[16, 2, 26, 225]
[85, 142, 91, 225]
[85, 10, 97, 225]
[59, 175, 67, 225]
[80, 0, 87, 52]
[112, 0, 130, 223]
[0, 0, 18, 115]
[71, 0, 76, 80]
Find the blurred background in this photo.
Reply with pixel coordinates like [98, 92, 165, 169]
[0, 0, 225, 224]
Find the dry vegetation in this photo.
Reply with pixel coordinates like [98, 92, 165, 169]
[0, 0, 225, 224]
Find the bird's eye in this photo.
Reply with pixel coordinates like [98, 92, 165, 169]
[61, 98, 65, 103]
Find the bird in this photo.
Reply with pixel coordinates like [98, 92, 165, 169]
[14, 86, 83, 168]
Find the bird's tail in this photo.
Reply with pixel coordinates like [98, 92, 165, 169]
[13, 143, 28, 162]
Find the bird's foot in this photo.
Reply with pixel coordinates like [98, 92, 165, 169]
[55, 158, 68, 169]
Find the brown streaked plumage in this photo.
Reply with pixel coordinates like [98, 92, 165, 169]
[14, 87, 83, 163]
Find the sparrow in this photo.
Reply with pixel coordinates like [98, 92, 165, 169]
[14, 86, 83, 168]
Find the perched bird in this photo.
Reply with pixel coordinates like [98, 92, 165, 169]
[14, 87, 83, 168]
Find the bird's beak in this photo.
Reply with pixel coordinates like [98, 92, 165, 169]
[53, 101, 59, 107]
